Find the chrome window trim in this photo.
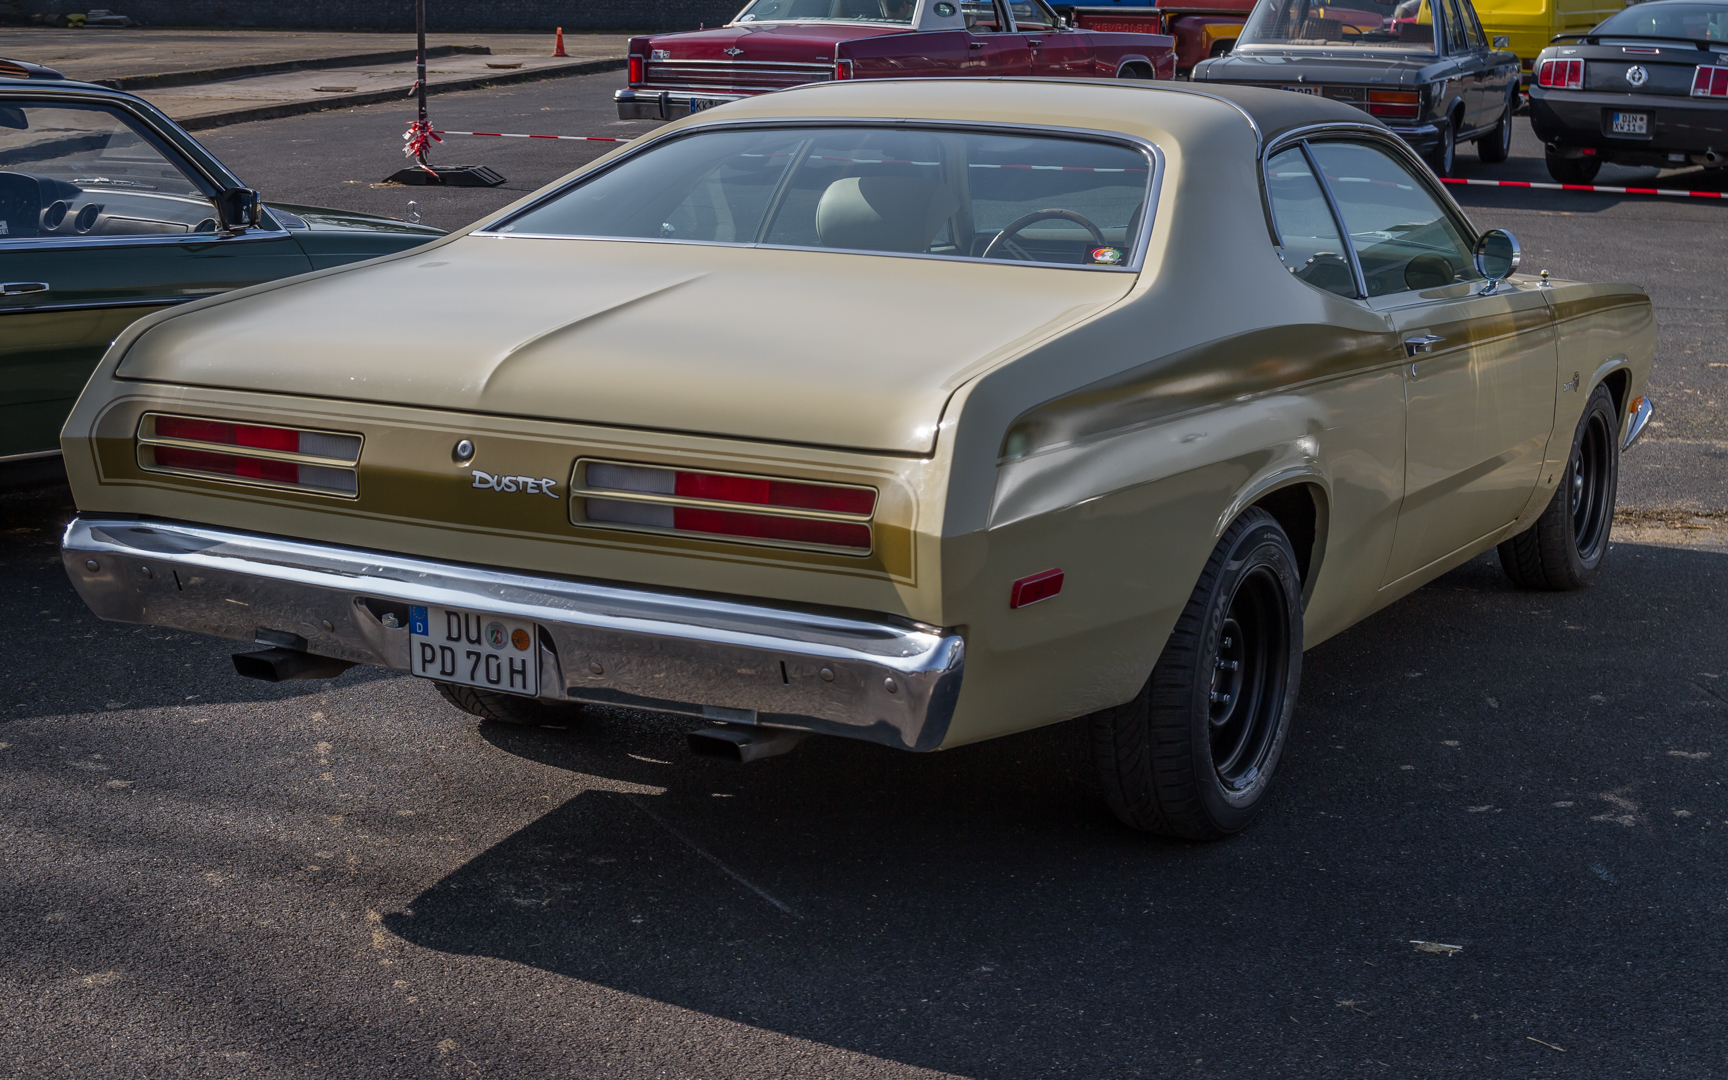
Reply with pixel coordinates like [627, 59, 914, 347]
[0, 226, 293, 255]
[1266, 122, 1483, 245]
[0, 296, 196, 316]
[475, 116, 1165, 275]
[1298, 141, 1371, 299]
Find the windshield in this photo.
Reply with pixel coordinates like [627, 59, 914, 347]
[1592, 3, 1728, 41]
[493, 126, 1154, 269]
[1239, 0, 1440, 52]
[736, 0, 916, 24]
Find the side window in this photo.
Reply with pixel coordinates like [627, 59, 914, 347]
[962, 0, 1005, 31]
[0, 102, 217, 240]
[1307, 141, 1477, 297]
[1008, 0, 1059, 31]
[1440, 0, 1469, 53]
[1266, 147, 1355, 299]
[1460, 0, 1486, 48]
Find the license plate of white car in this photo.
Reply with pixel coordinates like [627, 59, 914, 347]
[688, 96, 724, 113]
[1281, 85, 1320, 94]
[1611, 111, 1648, 135]
[409, 605, 539, 696]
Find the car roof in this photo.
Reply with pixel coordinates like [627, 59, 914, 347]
[672, 77, 1384, 154]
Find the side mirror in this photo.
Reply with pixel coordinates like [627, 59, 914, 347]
[1492, 34, 1511, 48]
[1473, 228, 1521, 290]
[215, 187, 262, 233]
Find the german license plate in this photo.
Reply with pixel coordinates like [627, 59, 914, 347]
[1611, 111, 1648, 135]
[409, 605, 539, 697]
[1282, 85, 1319, 94]
[687, 96, 725, 113]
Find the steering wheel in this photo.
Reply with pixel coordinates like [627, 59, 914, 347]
[1340, 22, 1363, 35]
[982, 208, 1107, 262]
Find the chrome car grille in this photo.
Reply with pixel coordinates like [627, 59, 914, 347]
[642, 59, 834, 91]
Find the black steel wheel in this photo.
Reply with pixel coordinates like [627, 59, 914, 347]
[1090, 508, 1304, 839]
[434, 681, 588, 726]
[1544, 148, 1602, 185]
[1478, 94, 1513, 164]
[1499, 383, 1620, 590]
[1427, 119, 1456, 177]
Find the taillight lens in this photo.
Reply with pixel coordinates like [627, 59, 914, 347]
[1536, 57, 1584, 89]
[1694, 65, 1728, 98]
[575, 459, 876, 554]
[1367, 89, 1421, 119]
[138, 413, 361, 497]
[628, 54, 644, 83]
[834, 58, 853, 80]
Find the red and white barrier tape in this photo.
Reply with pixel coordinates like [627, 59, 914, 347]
[435, 129, 629, 143]
[1441, 177, 1728, 201]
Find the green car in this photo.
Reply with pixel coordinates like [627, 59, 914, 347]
[0, 59, 444, 485]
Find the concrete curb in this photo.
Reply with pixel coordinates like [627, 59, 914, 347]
[171, 56, 627, 131]
[95, 44, 491, 92]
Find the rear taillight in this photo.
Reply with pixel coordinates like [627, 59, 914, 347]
[834, 58, 853, 80]
[628, 54, 644, 84]
[138, 413, 362, 497]
[574, 459, 876, 555]
[1367, 89, 1420, 119]
[1694, 65, 1728, 97]
[1536, 57, 1584, 89]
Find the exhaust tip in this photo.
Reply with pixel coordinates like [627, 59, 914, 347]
[687, 725, 807, 763]
[232, 647, 356, 683]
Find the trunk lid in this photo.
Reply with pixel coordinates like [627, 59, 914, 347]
[115, 236, 1134, 455]
[639, 24, 904, 91]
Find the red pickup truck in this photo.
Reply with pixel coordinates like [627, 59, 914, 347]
[1059, 1, 1258, 74]
[616, 0, 1175, 121]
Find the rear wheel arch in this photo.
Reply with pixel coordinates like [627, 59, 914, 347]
[1116, 58, 1155, 78]
[1251, 482, 1327, 594]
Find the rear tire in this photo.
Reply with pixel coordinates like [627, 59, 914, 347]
[1498, 383, 1620, 590]
[1477, 94, 1514, 163]
[434, 681, 586, 726]
[1089, 508, 1303, 839]
[1544, 148, 1603, 184]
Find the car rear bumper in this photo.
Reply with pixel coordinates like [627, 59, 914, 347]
[61, 516, 965, 751]
[1530, 88, 1728, 161]
[615, 87, 750, 120]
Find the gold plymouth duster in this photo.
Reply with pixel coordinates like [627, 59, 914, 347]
[58, 79, 1655, 839]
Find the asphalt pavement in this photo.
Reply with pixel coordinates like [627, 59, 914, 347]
[1, 73, 1725, 1078]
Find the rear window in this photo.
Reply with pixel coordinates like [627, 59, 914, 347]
[490, 125, 1155, 270]
[1593, 3, 1728, 41]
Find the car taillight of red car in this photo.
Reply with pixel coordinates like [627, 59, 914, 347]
[1536, 58, 1584, 90]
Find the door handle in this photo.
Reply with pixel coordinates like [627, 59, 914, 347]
[968, 40, 986, 48]
[1, 282, 48, 296]
[1027, 38, 1043, 46]
[1403, 334, 1444, 356]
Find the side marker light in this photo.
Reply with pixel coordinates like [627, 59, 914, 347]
[1010, 568, 1065, 609]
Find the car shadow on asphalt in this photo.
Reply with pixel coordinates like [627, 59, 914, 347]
[383, 540, 1728, 1078]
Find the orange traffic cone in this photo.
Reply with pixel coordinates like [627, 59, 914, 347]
[552, 27, 568, 57]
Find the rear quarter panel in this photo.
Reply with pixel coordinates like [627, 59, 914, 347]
[929, 112, 1410, 747]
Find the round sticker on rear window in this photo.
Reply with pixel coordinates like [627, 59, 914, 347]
[1089, 246, 1123, 265]
[935, 1, 956, 13]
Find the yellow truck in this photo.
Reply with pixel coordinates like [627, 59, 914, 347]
[1470, 0, 1625, 90]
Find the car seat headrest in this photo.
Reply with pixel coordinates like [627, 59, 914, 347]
[815, 175, 959, 254]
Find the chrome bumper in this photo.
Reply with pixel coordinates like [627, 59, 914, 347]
[61, 517, 964, 751]
[615, 87, 747, 120]
[1623, 394, 1654, 451]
